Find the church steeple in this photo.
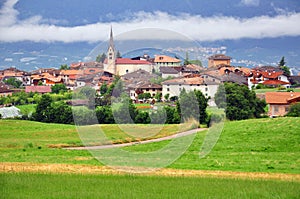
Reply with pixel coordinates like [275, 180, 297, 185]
[104, 26, 116, 74]
[109, 26, 114, 50]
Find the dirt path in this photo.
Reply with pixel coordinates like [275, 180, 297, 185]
[66, 128, 205, 150]
[1, 162, 299, 181]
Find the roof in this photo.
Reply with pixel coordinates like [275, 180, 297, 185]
[154, 55, 181, 63]
[265, 92, 300, 104]
[162, 77, 204, 85]
[262, 80, 290, 85]
[159, 66, 182, 74]
[25, 86, 51, 93]
[221, 73, 248, 85]
[138, 83, 162, 89]
[122, 69, 158, 80]
[60, 70, 83, 76]
[0, 82, 12, 93]
[115, 58, 152, 65]
[208, 54, 231, 60]
[260, 71, 283, 79]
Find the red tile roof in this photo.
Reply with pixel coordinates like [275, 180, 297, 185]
[260, 71, 283, 79]
[262, 80, 289, 85]
[265, 92, 300, 104]
[25, 86, 51, 93]
[116, 58, 152, 65]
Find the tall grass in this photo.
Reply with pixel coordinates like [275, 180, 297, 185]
[1, 172, 299, 199]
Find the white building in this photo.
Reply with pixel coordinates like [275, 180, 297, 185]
[162, 76, 220, 106]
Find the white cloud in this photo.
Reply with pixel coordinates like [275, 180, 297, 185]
[0, 0, 300, 43]
[240, 0, 259, 6]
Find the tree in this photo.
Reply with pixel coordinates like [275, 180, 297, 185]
[38, 80, 43, 86]
[32, 94, 52, 122]
[286, 103, 300, 117]
[154, 93, 162, 102]
[215, 83, 266, 120]
[100, 82, 108, 95]
[164, 93, 170, 101]
[51, 84, 68, 94]
[116, 50, 122, 58]
[184, 52, 191, 65]
[279, 56, 286, 67]
[4, 77, 22, 88]
[138, 93, 151, 100]
[60, 64, 69, 70]
[96, 53, 107, 63]
[278, 56, 290, 76]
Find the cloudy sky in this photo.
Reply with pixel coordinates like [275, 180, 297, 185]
[0, 0, 299, 43]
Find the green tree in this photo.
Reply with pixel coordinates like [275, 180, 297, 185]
[154, 93, 162, 102]
[286, 103, 300, 117]
[32, 94, 52, 122]
[138, 93, 151, 100]
[116, 51, 122, 58]
[100, 82, 108, 95]
[51, 84, 68, 94]
[4, 77, 22, 88]
[164, 93, 170, 101]
[215, 83, 266, 120]
[184, 52, 191, 65]
[96, 53, 107, 63]
[60, 64, 70, 70]
[278, 56, 290, 76]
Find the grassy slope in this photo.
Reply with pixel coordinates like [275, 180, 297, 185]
[1, 172, 299, 199]
[0, 117, 299, 173]
[126, 117, 300, 173]
[16, 104, 36, 115]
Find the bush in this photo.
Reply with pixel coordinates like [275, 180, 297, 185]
[286, 103, 300, 117]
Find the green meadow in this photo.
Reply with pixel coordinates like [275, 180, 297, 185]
[1, 172, 299, 199]
[0, 117, 299, 173]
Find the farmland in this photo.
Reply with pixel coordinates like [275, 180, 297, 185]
[1, 117, 299, 198]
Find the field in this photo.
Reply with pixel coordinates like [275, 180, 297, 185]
[1, 172, 299, 199]
[1, 117, 299, 198]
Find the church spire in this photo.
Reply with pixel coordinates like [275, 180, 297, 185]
[109, 25, 114, 49]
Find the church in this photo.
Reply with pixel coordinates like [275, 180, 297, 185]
[103, 28, 154, 76]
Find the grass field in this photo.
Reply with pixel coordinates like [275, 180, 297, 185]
[254, 88, 300, 93]
[1, 172, 299, 199]
[1, 117, 299, 173]
[16, 104, 36, 115]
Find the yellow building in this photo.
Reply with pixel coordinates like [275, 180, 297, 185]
[208, 54, 231, 68]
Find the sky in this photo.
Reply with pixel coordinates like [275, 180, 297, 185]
[0, 0, 300, 43]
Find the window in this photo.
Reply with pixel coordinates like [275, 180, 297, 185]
[285, 106, 289, 112]
[213, 79, 215, 82]
[179, 84, 181, 86]
[274, 106, 279, 112]
[146, 88, 149, 91]
[152, 89, 155, 91]
[205, 88, 208, 91]
[167, 88, 170, 91]
[126, 69, 129, 73]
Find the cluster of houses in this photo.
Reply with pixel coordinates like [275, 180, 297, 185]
[1, 28, 300, 117]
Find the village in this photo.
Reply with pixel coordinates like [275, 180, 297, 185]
[0, 29, 300, 118]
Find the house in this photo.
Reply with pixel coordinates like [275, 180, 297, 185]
[129, 83, 162, 101]
[122, 69, 158, 91]
[288, 76, 300, 86]
[265, 92, 300, 117]
[154, 55, 181, 72]
[160, 66, 182, 78]
[208, 54, 231, 68]
[25, 86, 51, 94]
[247, 67, 290, 89]
[0, 82, 13, 97]
[162, 76, 220, 105]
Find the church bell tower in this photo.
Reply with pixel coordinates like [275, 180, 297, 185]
[104, 26, 116, 74]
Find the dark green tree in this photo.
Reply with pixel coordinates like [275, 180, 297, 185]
[279, 56, 286, 67]
[278, 56, 290, 76]
[51, 84, 68, 94]
[96, 53, 107, 63]
[286, 103, 300, 117]
[116, 50, 122, 58]
[60, 64, 70, 70]
[4, 77, 22, 88]
[32, 94, 52, 122]
[100, 82, 108, 95]
[215, 83, 266, 120]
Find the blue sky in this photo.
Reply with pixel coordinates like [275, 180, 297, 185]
[0, 0, 299, 43]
